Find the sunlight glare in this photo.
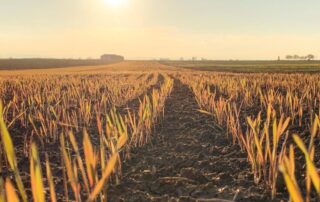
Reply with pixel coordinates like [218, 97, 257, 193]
[103, 0, 126, 7]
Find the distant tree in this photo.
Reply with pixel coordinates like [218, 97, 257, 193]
[285, 54, 315, 60]
[293, 55, 300, 60]
[306, 54, 315, 60]
[286, 55, 293, 60]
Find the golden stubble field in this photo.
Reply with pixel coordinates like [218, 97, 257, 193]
[0, 61, 319, 202]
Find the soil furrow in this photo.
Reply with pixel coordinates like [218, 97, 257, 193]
[108, 79, 270, 202]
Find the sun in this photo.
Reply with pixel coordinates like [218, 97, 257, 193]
[103, 0, 126, 7]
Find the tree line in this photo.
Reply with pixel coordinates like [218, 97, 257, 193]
[286, 54, 315, 60]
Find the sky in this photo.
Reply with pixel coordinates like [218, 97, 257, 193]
[1, 0, 320, 60]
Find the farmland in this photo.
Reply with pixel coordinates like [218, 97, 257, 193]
[0, 61, 320, 202]
[161, 60, 320, 73]
[0, 58, 119, 70]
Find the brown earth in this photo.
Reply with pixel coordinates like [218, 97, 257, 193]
[108, 79, 284, 202]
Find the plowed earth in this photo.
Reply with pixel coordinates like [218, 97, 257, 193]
[108, 79, 285, 202]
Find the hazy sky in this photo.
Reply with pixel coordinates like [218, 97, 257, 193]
[1, 0, 320, 60]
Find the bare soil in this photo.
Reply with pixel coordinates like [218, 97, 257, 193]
[108, 79, 283, 202]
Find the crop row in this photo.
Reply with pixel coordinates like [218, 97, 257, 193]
[0, 73, 173, 201]
[179, 72, 320, 201]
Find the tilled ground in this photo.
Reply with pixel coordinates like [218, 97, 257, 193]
[108, 80, 282, 202]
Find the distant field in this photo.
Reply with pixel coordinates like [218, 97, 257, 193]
[161, 60, 320, 72]
[0, 61, 179, 76]
[3, 59, 319, 73]
[0, 58, 118, 70]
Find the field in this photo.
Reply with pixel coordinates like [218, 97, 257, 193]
[0, 61, 320, 202]
[0, 58, 118, 70]
[161, 60, 320, 73]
